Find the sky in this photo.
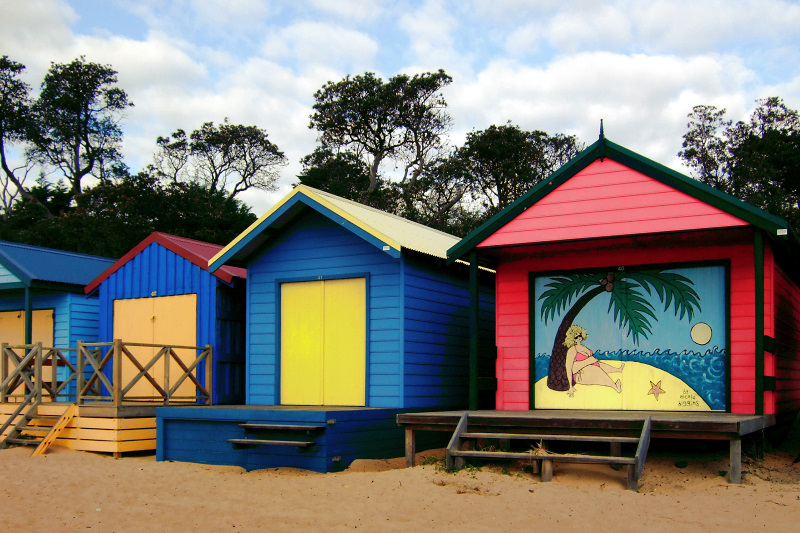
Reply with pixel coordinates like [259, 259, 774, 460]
[1, 0, 799, 215]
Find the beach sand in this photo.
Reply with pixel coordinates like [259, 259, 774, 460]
[2, 433, 799, 532]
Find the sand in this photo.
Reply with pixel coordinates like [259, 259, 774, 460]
[2, 440, 799, 532]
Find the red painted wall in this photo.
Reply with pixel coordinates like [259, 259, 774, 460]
[479, 159, 748, 248]
[493, 230, 759, 414]
[772, 249, 800, 415]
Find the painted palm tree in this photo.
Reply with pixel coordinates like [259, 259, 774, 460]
[540, 269, 701, 391]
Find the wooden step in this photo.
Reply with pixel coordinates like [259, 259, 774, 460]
[449, 449, 636, 465]
[238, 423, 326, 432]
[461, 432, 640, 443]
[4, 438, 41, 446]
[19, 426, 50, 434]
[228, 438, 315, 448]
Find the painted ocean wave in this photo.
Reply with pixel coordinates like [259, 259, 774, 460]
[535, 347, 727, 410]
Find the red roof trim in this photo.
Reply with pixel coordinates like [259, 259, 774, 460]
[85, 232, 246, 294]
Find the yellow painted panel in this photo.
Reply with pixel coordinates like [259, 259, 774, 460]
[70, 417, 157, 430]
[0, 309, 53, 346]
[323, 278, 366, 406]
[54, 438, 156, 453]
[114, 295, 197, 401]
[0, 310, 24, 345]
[534, 362, 710, 411]
[0, 309, 53, 397]
[153, 294, 197, 399]
[621, 362, 711, 411]
[31, 309, 54, 346]
[58, 427, 157, 441]
[281, 281, 324, 405]
[114, 298, 156, 398]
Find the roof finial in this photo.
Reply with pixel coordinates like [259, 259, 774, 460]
[598, 119, 606, 161]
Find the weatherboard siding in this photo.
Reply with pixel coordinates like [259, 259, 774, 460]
[0, 264, 20, 285]
[402, 258, 482, 409]
[772, 258, 800, 415]
[478, 159, 749, 248]
[495, 231, 758, 413]
[245, 210, 402, 407]
[97, 243, 217, 351]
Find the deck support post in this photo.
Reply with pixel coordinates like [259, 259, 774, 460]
[23, 286, 32, 345]
[610, 442, 621, 457]
[405, 428, 416, 468]
[541, 459, 553, 481]
[730, 437, 742, 483]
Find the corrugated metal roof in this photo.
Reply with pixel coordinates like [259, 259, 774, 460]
[209, 185, 461, 270]
[85, 232, 246, 294]
[307, 186, 461, 259]
[0, 240, 115, 287]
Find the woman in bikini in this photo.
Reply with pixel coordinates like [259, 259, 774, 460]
[564, 325, 623, 397]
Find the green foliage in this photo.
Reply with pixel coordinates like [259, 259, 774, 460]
[539, 273, 603, 323]
[679, 97, 800, 229]
[456, 122, 582, 217]
[27, 56, 133, 201]
[297, 146, 373, 201]
[154, 119, 287, 200]
[538, 269, 702, 345]
[309, 70, 452, 193]
[625, 270, 700, 321]
[0, 170, 256, 258]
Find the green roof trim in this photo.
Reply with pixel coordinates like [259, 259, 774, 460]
[447, 136, 790, 263]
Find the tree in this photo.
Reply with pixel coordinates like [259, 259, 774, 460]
[457, 123, 583, 217]
[0, 169, 257, 258]
[0, 56, 44, 215]
[679, 97, 800, 228]
[308, 70, 452, 193]
[154, 119, 287, 200]
[297, 147, 372, 201]
[677, 104, 732, 192]
[539, 269, 700, 392]
[27, 57, 133, 203]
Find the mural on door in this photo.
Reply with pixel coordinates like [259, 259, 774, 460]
[533, 264, 727, 411]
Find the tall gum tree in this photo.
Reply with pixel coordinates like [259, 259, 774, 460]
[27, 57, 132, 205]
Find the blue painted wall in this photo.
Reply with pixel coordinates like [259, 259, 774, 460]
[245, 210, 402, 407]
[95, 242, 245, 403]
[402, 257, 495, 409]
[244, 209, 495, 410]
[0, 292, 102, 348]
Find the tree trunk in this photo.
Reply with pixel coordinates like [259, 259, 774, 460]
[546, 286, 604, 391]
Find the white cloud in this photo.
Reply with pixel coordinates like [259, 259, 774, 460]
[398, 0, 460, 69]
[260, 22, 378, 74]
[0, 0, 78, 79]
[306, 0, 386, 22]
[449, 52, 756, 171]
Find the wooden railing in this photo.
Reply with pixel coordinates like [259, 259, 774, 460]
[1, 340, 212, 407]
[77, 340, 212, 406]
[1, 343, 77, 403]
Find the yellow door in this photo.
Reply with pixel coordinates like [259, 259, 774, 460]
[0, 309, 54, 346]
[280, 281, 325, 405]
[0, 309, 54, 397]
[323, 278, 366, 406]
[113, 295, 197, 401]
[0, 311, 25, 345]
[280, 278, 366, 406]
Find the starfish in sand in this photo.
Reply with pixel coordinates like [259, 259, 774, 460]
[648, 380, 665, 400]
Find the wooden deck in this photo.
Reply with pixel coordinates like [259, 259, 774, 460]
[397, 410, 776, 483]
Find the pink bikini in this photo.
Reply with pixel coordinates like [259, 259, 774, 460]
[572, 349, 599, 384]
